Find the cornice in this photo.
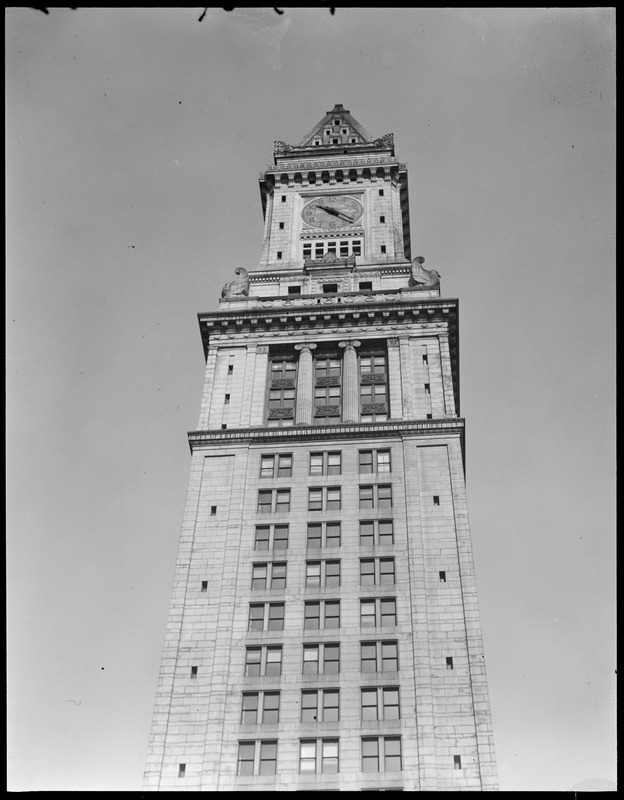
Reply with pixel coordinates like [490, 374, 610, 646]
[188, 417, 466, 452]
[261, 157, 406, 177]
[202, 294, 457, 328]
[197, 295, 460, 413]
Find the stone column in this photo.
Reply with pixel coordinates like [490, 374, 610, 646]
[294, 343, 316, 426]
[338, 340, 361, 423]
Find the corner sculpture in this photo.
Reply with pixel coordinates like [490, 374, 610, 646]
[221, 267, 250, 298]
[408, 256, 441, 290]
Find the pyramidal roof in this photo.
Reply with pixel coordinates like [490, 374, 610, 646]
[297, 103, 375, 147]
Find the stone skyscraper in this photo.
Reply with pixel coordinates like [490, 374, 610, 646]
[143, 105, 498, 791]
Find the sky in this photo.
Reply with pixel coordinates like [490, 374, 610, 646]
[6, 7, 616, 792]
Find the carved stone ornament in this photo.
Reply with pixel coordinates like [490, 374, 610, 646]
[268, 407, 294, 419]
[271, 378, 295, 389]
[316, 376, 341, 387]
[408, 256, 441, 290]
[362, 403, 388, 415]
[361, 373, 386, 385]
[274, 140, 294, 153]
[373, 133, 394, 148]
[221, 267, 250, 298]
[314, 405, 341, 416]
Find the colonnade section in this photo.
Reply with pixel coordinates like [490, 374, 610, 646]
[196, 328, 457, 433]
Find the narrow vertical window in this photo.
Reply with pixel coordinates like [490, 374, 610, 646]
[267, 355, 296, 428]
[178, 763, 186, 778]
[360, 350, 388, 422]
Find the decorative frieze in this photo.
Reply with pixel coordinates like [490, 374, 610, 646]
[268, 408, 294, 419]
[187, 417, 467, 449]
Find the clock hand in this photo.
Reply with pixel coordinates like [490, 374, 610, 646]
[316, 203, 339, 215]
[316, 204, 354, 223]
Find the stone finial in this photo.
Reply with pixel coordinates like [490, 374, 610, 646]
[221, 267, 250, 298]
[408, 257, 440, 290]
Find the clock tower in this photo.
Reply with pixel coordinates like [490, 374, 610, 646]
[143, 105, 498, 791]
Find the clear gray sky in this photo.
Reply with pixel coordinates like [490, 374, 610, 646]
[6, 7, 616, 792]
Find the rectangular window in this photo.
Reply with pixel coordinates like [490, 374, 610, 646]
[254, 524, 289, 551]
[305, 560, 341, 588]
[380, 215, 385, 223]
[359, 519, 394, 547]
[267, 356, 296, 428]
[361, 687, 400, 721]
[251, 562, 287, 590]
[359, 449, 392, 474]
[237, 740, 278, 776]
[359, 281, 373, 291]
[303, 243, 312, 260]
[288, 285, 301, 295]
[307, 522, 341, 549]
[380, 245, 387, 254]
[359, 557, 396, 586]
[299, 739, 339, 774]
[359, 486, 374, 510]
[360, 598, 397, 628]
[304, 600, 340, 630]
[308, 487, 341, 511]
[245, 645, 283, 677]
[360, 352, 388, 422]
[276, 489, 291, 512]
[360, 641, 399, 673]
[276, 251, 282, 260]
[309, 451, 342, 476]
[241, 692, 259, 724]
[301, 689, 340, 722]
[257, 489, 291, 513]
[303, 643, 340, 675]
[379, 189, 384, 196]
[257, 490, 272, 513]
[260, 453, 293, 479]
[262, 692, 280, 723]
[359, 485, 393, 510]
[362, 737, 402, 773]
[248, 602, 285, 632]
[254, 525, 271, 550]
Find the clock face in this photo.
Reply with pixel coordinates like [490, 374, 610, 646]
[301, 195, 364, 230]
